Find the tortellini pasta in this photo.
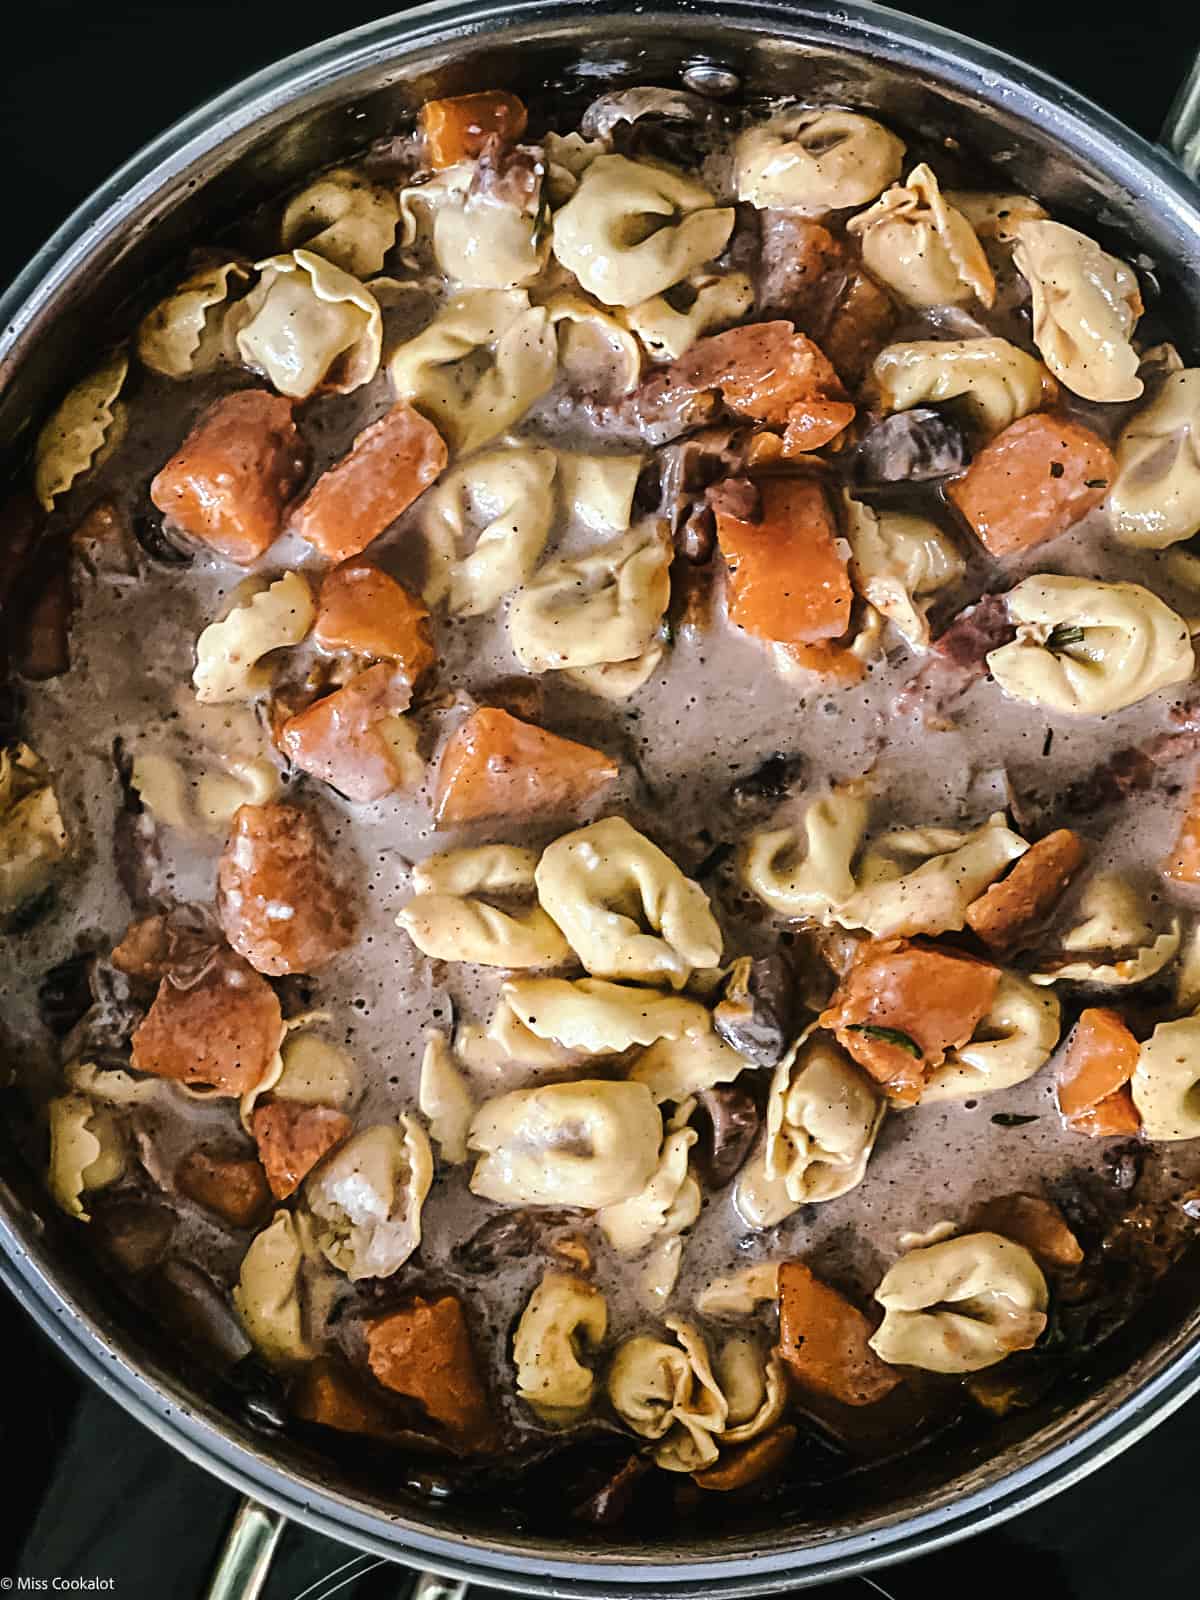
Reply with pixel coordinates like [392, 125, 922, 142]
[734, 1034, 884, 1229]
[233, 1211, 313, 1365]
[509, 519, 671, 673]
[694, 1262, 781, 1319]
[544, 131, 603, 203]
[192, 573, 315, 704]
[534, 816, 722, 987]
[621, 271, 754, 362]
[128, 752, 192, 832]
[843, 816, 1028, 939]
[986, 576, 1194, 717]
[545, 292, 642, 395]
[554, 450, 643, 533]
[513, 1272, 608, 1422]
[388, 289, 556, 454]
[743, 788, 1026, 940]
[456, 995, 576, 1076]
[629, 1022, 750, 1102]
[468, 1079, 662, 1207]
[1108, 370, 1200, 548]
[47, 1092, 125, 1221]
[596, 1125, 701, 1258]
[302, 1118, 433, 1281]
[848, 163, 994, 309]
[1131, 1017, 1200, 1140]
[841, 494, 965, 649]
[869, 1231, 1048, 1373]
[1032, 871, 1181, 987]
[503, 976, 710, 1054]
[233, 250, 382, 398]
[734, 109, 905, 213]
[606, 1318, 785, 1472]
[432, 176, 547, 290]
[422, 444, 557, 616]
[551, 155, 734, 308]
[871, 337, 1052, 438]
[281, 167, 400, 277]
[273, 1030, 356, 1107]
[921, 973, 1061, 1101]
[398, 842, 571, 969]
[740, 782, 870, 924]
[0, 744, 70, 921]
[419, 1031, 475, 1164]
[1011, 219, 1143, 403]
[563, 644, 665, 702]
[34, 350, 129, 509]
[137, 260, 251, 379]
[943, 190, 1048, 240]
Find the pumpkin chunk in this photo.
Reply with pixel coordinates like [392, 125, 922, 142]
[251, 1099, 352, 1199]
[1164, 772, 1200, 884]
[176, 1146, 271, 1228]
[150, 390, 309, 565]
[1056, 1006, 1142, 1137]
[288, 403, 447, 564]
[646, 322, 855, 449]
[421, 91, 528, 168]
[966, 1193, 1083, 1270]
[965, 828, 1086, 951]
[434, 707, 618, 827]
[820, 938, 1000, 1105]
[131, 951, 282, 1095]
[217, 802, 357, 975]
[714, 477, 852, 646]
[280, 664, 416, 803]
[776, 1261, 902, 1407]
[314, 561, 435, 685]
[946, 413, 1114, 558]
[692, 1426, 797, 1492]
[365, 1295, 500, 1451]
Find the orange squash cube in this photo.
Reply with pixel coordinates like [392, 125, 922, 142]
[251, 1099, 352, 1199]
[776, 1261, 902, 1406]
[1164, 772, 1200, 884]
[289, 403, 447, 564]
[313, 561, 435, 686]
[1057, 1007, 1142, 1138]
[714, 477, 852, 646]
[150, 390, 309, 565]
[820, 938, 1000, 1105]
[965, 828, 1086, 951]
[280, 663, 416, 804]
[434, 707, 618, 827]
[420, 91, 528, 168]
[947, 413, 1114, 558]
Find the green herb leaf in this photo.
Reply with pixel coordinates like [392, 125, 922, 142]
[990, 1112, 1040, 1127]
[1047, 623, 1085, 652]
[846, 1023, 923, 1059]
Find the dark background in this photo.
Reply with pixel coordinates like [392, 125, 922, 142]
[2, 3, 1199, 1596]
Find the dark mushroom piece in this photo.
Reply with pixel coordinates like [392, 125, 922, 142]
[730, 752, 806, 813]
[713, 954, 802, 1068]
[692, 1083, 761, 1188]
[851, 409, 968, 487]
[452, 1207, 582, 1274]
[572, 1452, 651, 1527]
[37, 952, 96, 1037]
[132, 506, 194, 566]
[581, 87, 720, 166]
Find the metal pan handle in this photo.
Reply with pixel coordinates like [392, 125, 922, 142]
[1162, 56, 1200, 176]
[203, 1495, 471, 1600]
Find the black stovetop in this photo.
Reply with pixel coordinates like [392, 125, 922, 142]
[2, 2, 1198, 1593]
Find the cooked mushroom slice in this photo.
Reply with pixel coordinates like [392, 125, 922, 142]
[712, 955, 798, 1068]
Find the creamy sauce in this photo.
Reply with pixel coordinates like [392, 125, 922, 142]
[3, 96, 1199, 1498]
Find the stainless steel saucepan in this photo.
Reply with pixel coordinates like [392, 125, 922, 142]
[3, 3, 1200, 1596]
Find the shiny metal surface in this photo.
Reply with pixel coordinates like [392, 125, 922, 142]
[203, 1498, 286, 1600]
[2, 2, 1200, 1592]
